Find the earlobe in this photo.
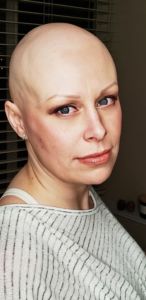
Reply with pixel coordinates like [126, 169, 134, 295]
[5, 100, 27, 139]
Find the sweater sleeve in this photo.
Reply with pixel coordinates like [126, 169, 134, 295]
[0, 206, 49, 300]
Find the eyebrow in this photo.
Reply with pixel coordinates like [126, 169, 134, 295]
[100, 81, 118, 94]
[46, 94, 80, 101]
[46, 82, 118, 102]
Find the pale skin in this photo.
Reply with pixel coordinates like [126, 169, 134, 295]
[1, 23, 122, 210]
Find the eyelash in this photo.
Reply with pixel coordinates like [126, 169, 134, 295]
[53, 95, 117, 116]
[97, 95, 117, 108]
[54, 105, 76, 116]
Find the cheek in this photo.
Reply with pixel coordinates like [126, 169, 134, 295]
[27, 119, 73, 155]
[24, 115, 51, 150]
[102, 108, 122, 147]
[109, 106, 122, 138]
[116, 107, 122, 137]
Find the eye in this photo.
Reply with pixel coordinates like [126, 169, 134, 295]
[97, 96, 116, 108]
[54, 105, 76, 116]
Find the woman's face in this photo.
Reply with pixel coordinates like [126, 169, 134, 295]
[22, 45, 122, 186]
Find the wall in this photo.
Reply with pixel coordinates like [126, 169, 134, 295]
[103, 0, 146, 205]
[102, 0, 146, 249]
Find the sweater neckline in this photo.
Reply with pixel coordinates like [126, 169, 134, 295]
[1, 187, 100, 215]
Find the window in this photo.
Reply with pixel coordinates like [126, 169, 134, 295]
[0, 0, 112, 195]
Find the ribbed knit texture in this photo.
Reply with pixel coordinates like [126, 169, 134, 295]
[0, 188, 146, 299]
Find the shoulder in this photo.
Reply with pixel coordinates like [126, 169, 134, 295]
[0, 194, 39, 228]
[0, 195, 26, 206]
[0, 202, 40, 245]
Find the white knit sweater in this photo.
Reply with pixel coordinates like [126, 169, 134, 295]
[0, 188, 146, 300]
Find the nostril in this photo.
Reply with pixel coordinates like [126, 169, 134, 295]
[83, 120, 106, 141]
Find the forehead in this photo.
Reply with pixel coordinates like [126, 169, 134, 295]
[10, 27, 116, 107]
[26, 45, 116, 103]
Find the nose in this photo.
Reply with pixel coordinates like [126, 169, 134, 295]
[83, 111, 106, 142]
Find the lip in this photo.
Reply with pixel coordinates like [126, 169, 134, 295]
[78, 150, 111, 166]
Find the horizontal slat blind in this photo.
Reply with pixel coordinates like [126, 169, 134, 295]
[0, 0, 112, 196]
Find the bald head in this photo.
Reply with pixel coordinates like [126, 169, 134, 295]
[9, 23, 116, 108]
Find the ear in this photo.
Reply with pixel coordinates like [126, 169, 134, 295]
[5, 100, 27, 139]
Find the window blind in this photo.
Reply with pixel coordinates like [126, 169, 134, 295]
[0, 0, 113, 196]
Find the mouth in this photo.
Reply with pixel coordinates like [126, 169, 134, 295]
[78, 150, 111, 166]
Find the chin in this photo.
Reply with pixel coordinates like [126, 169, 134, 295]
[81, 164, 115, 186]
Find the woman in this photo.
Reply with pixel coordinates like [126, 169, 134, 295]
[0, 23, 145, 299]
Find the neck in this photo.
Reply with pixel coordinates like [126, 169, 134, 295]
[17, 162, 92, 210]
